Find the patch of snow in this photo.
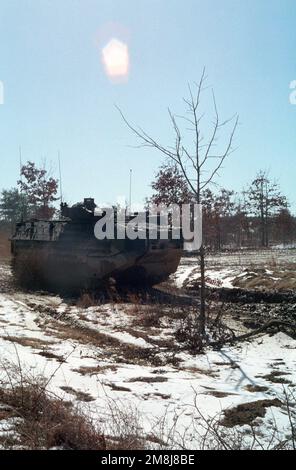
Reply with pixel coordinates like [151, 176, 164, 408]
[0, 287, 295, 449]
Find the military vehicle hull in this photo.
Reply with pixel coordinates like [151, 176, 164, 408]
[11, 199, 183, 293]
[11, 238, 182, 292]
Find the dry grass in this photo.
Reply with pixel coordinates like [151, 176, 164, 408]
[105, 382, 132, 392]
[127, 376, 168, 383]
[1, 335, 54, 349]
[260, 370, 293, 385]
[131, 306, 162, 328]
[37, 350, 65, 362]
[46, 319, 163, 366]
[244, 384, 269, 393]
[0, 360, 294, 450]
[0, 379, 106, 449]
[73, 364, 118, 376]
[59, 386, 95, 402]
[0, 363, 149, 450]
[206, 391, 238, 398]
[219, 399, 282, 428]
[76, 292, 101, 308]
[48, 320, 122, 348]
[232, 267, 296, 291]
[182, 366, 219, 377]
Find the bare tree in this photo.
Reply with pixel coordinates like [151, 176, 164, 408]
[117, 69, 238, 341]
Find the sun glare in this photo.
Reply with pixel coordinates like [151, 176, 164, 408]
[101, 38, 129, 81]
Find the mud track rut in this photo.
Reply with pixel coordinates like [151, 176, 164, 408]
[1, 256, 295, 350]
[0, 284, 182, 368]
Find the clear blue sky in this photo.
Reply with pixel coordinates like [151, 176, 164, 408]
[0, 0, 295, 210]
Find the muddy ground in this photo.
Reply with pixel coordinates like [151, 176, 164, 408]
[175, 250, 296, 336]
[1, 249, 296, 340]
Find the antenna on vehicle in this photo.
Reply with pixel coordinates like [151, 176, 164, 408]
[129, 168, 132, 214]
[58, 151, 63, 204]
[19, 146, 25, 222]
[19, 146, 23, 188]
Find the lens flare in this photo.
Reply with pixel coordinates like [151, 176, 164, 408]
[101, 38, 129, 81]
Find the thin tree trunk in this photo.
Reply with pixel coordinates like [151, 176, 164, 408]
[199, 244, 206, 335]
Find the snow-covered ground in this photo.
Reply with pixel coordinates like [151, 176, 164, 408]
[174, 250, 296, 290]
[0, 260, 295, 449]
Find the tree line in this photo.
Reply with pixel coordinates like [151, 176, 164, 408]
[148, 163, 295, 250]
[1, 159, 294, 253]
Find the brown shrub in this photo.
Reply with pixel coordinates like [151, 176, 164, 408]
[0, 380, 105, 450]
[136, 308, 161, 328]
[77, 292, 101, 308]
[104, 400, 147, 450]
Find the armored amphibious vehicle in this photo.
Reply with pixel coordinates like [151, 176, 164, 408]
[11, 198, 183, 292]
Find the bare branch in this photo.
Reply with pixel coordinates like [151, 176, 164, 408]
[200, 116, 239, 190]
